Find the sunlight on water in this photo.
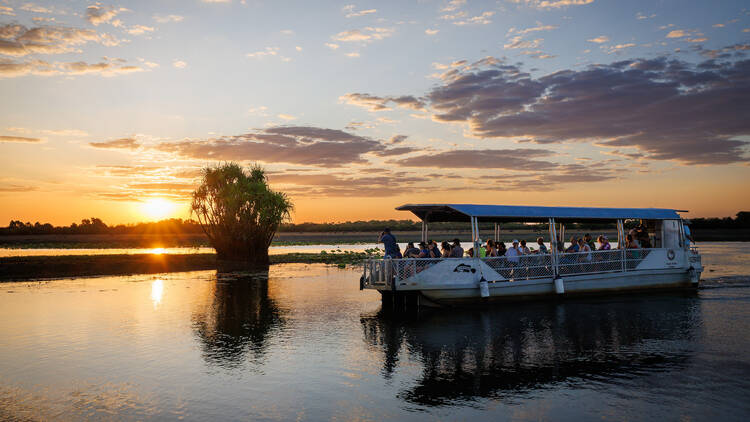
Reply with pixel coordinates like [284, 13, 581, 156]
[150, 279, 164, 308]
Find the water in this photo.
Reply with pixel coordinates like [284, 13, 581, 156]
[0, 243, 748, 421]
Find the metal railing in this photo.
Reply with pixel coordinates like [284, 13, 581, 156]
[362, 248, 658, 288]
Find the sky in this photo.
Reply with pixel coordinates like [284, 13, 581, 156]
[0, 0, 749, 225]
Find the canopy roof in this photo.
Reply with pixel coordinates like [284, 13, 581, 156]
[396, 204, 684, 223]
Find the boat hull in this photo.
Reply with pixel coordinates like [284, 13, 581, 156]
[419, 269, 695, 305]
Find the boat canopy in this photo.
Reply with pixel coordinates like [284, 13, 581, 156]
[396, 204, 685, 223]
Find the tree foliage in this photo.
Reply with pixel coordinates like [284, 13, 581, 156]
[190, 163, 293, 264]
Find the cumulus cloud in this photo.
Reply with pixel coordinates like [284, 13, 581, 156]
[417, 54, 750, 164]
[332, 27, 393, 43]
[85, 4, 129, 26]
[0, 135, 41, 142]
[390, 149, 559, 170]
[89, 137, 140, 149]
[126, 25, 154, 35]
[153, 14, 184, 23]
[508, 23, 558, 36]
[504, 36, 543, 49]
[587, 35, 609, 43]
[0, 24, 120, 57]
[442, 11, 494, 26]
[342, 5, 376, 18]
[63, 60, 145, 76]
[145, 126, 398, 167]
[512, 0, 595, 9]
[0, 58, 147, 77]
[340, 93, 426, 111]
[0, 6, 14, 16]
[173, 60, 186, 68]
[425, 29, 439, 35]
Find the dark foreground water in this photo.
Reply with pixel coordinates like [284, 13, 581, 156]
[1, 243, 749, 421]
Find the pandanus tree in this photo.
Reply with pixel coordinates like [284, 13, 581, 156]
[191, 163, 293, 266]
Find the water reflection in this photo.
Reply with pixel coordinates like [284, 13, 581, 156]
[151, 278, 164, 308]
[192, 271, 286, 370]
[362, 294, 700, 406]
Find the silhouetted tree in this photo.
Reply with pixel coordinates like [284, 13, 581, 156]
[190, 163, 293, 265]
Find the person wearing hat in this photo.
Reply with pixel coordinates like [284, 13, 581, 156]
[417, 241, 430, 258]
[505, 239, 522, 264]
[597, 235, 611, 250]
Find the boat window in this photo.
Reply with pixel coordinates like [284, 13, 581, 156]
[662, 220, 681, 249]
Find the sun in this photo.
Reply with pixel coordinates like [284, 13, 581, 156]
[141, 198, 176, 220]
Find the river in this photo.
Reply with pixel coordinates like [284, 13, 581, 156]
[0, 242, 748, 420]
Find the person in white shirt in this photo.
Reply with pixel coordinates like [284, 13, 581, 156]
[519, 239, 531, 255]
[505, 239, 522, 280]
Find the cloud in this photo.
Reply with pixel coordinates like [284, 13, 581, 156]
[587, 35, 609, 43]
[342, 5, 376, 18]
[340, 93, 426, 111]
[415, 53, 750, 165]
[0, 135, 41, 143]
[0, 6, 14, 16]
[521, 50, 556, 59]
[666, 30, 688, 38]
[0, 24, 121, 57]
[332, 27, 393, 43]
[509, 23, 558, 36]
[390, 149, 559, 170]
[0, 184, 38, 193]
[277, 113, 296, 120]
[89, 137, 140, 149]
[325, 43, 339, 50]
[126, 25, 154, 35]
[173, 60, 186, 68]
[441, 0, 466, 12]
[425, 29, 439, 35]
[85, 4, 129, 26]
[605, 43, 635, 54]
[153, 14, 184, 23]
[246, 47, 280, 58]
[150, 126, 395, 167]
[63, 61, 145, 76]
[41, 129, 88, 136]
[442, 11, 494, 26]
[504, 36, 543, 49]
[346, 52, 360, 58]
[512, 0, 595, 9]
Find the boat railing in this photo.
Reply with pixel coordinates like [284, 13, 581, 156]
[362, 248, 658, 288]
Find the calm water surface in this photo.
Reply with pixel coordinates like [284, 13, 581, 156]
[1, 242, 748, 421]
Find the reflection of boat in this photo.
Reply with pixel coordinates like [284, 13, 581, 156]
[362, 204, 703, 305]
[192, 271, 285, 369]
[361, 294, 699, 406]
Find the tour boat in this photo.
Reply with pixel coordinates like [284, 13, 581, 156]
[360, 204, 703, 307]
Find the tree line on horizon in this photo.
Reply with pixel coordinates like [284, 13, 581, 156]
[1, 212, 747, 236]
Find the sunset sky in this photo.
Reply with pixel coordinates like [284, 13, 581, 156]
[1, 0, 749, 225]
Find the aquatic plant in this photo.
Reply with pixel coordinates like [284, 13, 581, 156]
[191, 163, 293, 265]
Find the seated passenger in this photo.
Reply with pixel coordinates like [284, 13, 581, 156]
[505, 239, 522, 264]
[485, 239, 496, 257]
[403, 242, 420, 258]
[626, 234, 639, 249]
[578, 238, 592, 262]
[565, 236, 580, 253]
[597, 235, 611, 250]
[496, 241, 507, 256]
[450, 239, 464, 258]
[519, 239, 531, 255]
[428, 241, 442, 258]
[441, 241, 452, 258]
[536, 237, 548, 254]
[584, 233, 596, 251]
[417, 242, 430, 258]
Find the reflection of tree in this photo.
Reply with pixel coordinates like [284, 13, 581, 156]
[361, 295, 699, 406]
[192, 271, 285, 369]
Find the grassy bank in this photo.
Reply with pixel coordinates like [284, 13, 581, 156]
[0, 250, 381, 282]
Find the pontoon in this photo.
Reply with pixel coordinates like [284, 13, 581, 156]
[360, 204, 703, 306]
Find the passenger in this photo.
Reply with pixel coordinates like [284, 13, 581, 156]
[519, 239, 531, 255]
[584, 233, 596, 251]
[485, 239, 496, 257]
[477, 239, 487, 258]
[403, 242, 420, 258]
[428, 241, 442, 258]
[597, 235, 611, 250]
[578, 238, 592, 262]
[496, 241, 507, 256]
[565, 236, 580, 253]
[450, 239, 464, 258]
[536, 237, 548, 254]
[417, 241, 430, 258]
[378, 228, 400, 258]
[441, 241, 452, 258]
[505, 239, 522, 264]
[626, 234, 639, 249]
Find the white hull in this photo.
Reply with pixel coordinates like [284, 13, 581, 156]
[363, 248, 703, 306]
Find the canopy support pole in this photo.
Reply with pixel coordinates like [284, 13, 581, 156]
[549, 218, 558, 276]
[494, 223, 500, 242]
[421, 220, 427, 243]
